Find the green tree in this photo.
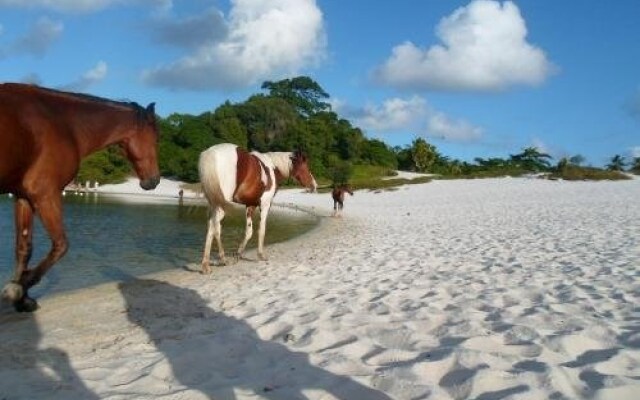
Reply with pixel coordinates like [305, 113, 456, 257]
[556, 157, 570, 173]
[474, 157, 511, 169]
[569, 154, 586, 166]
[394, 146, 413, 171]
[261, 76, 330, 116]
[76, 146, 131, 184]
[237, 95, 301, 152]
[606, 154, 626, 171]
[630, 157, 640, 174]
[326, 155, 353, 185]
[361, 139, 398, 169]
[157, 112, 216, 182]
[411, 138, 438, 172]
[210, 101, 248, 148]
[510, 147, 552, 172]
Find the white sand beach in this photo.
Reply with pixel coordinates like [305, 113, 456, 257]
[1, 177, 639, 399]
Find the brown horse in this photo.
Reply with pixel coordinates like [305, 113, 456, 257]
[198, 143, 317, 272]
[332, 184, 354, 217]
[0, 83, 160, 312]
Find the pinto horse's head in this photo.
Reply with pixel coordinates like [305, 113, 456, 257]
[122, 102, 160, 190]
[290, 150, 317, 193]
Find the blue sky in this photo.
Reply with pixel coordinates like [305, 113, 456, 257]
[1, 0, 639, 166]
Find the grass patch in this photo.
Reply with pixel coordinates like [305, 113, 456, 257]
[549, 166, 631, 181]
[317, 165, 430, 192]
[352, 176, 431, 191]
[436, 168, 528, 180]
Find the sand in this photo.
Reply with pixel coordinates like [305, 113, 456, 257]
[1, 176, 639, 399]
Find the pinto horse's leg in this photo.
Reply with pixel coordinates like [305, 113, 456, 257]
[213, 207, 226, 265]
[201, 211, 215, 274]
[2, 198, 34, 309]
[201, 206, 226, 273]
[257, 201, 271, 261]
[237, 206, 255, 259]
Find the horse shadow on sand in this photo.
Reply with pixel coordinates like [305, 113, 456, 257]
[0, 305, 99, 400]
[120, 279, 392, 400]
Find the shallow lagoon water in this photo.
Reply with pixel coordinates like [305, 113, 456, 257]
[0, 194, 318, 298]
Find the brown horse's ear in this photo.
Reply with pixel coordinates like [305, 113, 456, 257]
[146, 102, 156, 115]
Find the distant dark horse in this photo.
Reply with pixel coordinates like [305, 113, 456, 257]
[332, 184, 354, 217]
[0, 83, 160, 312]
[198, 143, 317, 272]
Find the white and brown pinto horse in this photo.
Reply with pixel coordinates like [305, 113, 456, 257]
[332, 184, 354, 217]
[198, 143, 317, 273]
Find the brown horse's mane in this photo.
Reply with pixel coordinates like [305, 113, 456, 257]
[3, 83, 152, 120]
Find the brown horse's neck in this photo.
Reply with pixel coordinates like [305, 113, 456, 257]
[73, 107, 137, 158]
[16, 85, 141, 158]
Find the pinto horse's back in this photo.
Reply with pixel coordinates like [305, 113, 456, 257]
[198, 143, 239, 206]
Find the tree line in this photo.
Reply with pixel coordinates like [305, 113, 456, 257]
[77, 76, 640, 185]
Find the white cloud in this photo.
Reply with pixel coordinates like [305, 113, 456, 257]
[427, 111, 483, 142]
[143, 0, 326, 90]
[148, 8, 228, 50]
[626, 88, 640, 121]
[0, 17, 63, 59]
[0, 0, 120, 13]
[630, 146, 640, 158]
[530, 137, 552, 155]
[59, 61, 108, 91]
[20, 73, 43, 85]
[353, 96, 428, 132]
[12, 17, 63, 56]
[374, 0, 554, 91]
[339, 96, 483, 143]
[0, 0, 171, 13]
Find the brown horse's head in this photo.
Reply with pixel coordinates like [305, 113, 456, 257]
[290, 150, 317, 192]
[122, 102, 160, 190]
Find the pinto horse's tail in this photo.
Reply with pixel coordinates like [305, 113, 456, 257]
[198, 145, 231, 208]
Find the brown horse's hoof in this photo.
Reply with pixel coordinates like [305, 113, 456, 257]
[14, 296, 39, 313]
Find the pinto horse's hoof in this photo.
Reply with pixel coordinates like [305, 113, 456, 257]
[2, 282, 24, 303]
[14, 296, 39, 313]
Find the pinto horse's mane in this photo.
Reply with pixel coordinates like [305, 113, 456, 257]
[4, 83, 152, 120]
[264, 152, 293, 179]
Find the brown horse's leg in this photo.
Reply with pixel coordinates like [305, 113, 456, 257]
[237, 206, 255, 258]
[24, 194, 68, 288]
[1, 198, 34, 308]
[7, 194, 68, 312]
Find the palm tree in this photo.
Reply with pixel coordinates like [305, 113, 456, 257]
[411, 138, 438, 172]
[569, 154, 586, 166]
[606, 154, 626, 171]
[510, 147, 552, 172]
[556, 157, 570, 173]
[629, 157, 640, 174]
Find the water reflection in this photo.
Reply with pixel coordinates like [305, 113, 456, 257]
[0, 194, 317, 298]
